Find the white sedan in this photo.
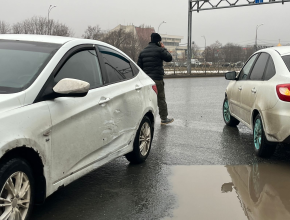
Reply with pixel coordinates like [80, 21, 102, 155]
[224, 46, 290, 158]
[0, 34, 157, 220]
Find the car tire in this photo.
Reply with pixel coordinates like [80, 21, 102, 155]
[0, 158, 34, 220]
[125, 116, 153, 164]
[223, 98, 240, 126]
[253, 114, 276, 158]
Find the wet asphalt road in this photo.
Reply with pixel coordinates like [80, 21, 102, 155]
[31, 77, 290, 220]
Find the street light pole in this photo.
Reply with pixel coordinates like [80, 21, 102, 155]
[48, 5, 56, 35]
[157, 21, 166, 33]
[255, 24, 263, 51]
[187, 0, 192, 74]
[201, 36, 206, 74]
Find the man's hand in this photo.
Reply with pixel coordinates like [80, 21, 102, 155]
[160, 42, 165, 48]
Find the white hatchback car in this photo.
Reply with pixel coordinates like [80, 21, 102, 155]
[224, 46, 290, 158]
[0, 35, 157, 220]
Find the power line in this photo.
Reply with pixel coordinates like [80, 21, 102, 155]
[259, 38, 290, 43]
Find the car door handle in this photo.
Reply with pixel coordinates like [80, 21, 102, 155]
[135, 84, 142, 91]
[238, 86, 242, 91]
[251, 88, 257, 94]
[99, 97, 110, 105]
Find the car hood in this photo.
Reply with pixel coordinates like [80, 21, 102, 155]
[0, 93, 26, 114]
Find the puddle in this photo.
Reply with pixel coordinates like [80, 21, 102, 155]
[165, 164, 290, 220]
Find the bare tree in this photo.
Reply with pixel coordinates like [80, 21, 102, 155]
[82, 25, 102, 40]
[51, 22, 74, 37]
[242, 46, 255, 62]
[96, 25, 155, 62]
[122, 32, 141, 62]
[12, 22, 24, 34]
[102, 29, 130, 49]
[102, 29, 140, 61]
[102, 29, 145, 62]
[222, 43, 243, 63]
[11, 16, 73, 37]
[205, 41, 222, 63]
[0, 21, 10, 34]
[191, 44, 200, 60]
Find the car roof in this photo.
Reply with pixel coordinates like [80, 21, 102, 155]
[261, 46, 290, 56]
[0, 34, 78, 45]
[0, 34, 135, 63]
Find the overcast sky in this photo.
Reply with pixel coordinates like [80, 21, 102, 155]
[1, 0, 290, 48]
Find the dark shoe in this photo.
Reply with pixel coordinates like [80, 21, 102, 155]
[161, 118, 174, 125]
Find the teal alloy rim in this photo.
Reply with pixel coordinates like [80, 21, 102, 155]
[254, 118, 262, 150]
[223, 100, 230, 122]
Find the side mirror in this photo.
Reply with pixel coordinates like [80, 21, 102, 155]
[225, 71, 237, 80]
[53, 78, 90, 97]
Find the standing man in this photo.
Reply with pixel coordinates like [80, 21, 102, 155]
[137, 33, 174, 125]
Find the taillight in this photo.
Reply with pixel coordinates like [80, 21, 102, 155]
[276, 84, 290, 102]
[152, 85, 158, 95]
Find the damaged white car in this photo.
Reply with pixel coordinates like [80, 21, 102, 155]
[224, 46, 290, 158]
[0, 35, 157, 220]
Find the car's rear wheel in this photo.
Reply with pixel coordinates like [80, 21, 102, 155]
[223, 98, 240, 126]
[253, 114, 276, 158]
[125, 116, 152, 164]
[0, 158, 34, 220]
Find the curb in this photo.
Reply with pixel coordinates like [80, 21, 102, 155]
[163, 73, 225, 78]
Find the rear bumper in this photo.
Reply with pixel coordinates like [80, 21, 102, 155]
[262, 100, 290, 143]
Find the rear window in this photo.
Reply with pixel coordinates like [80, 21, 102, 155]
[0, 40, 60, 94]
[282, 55, 290, 72]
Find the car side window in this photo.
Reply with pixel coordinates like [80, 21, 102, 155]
[131, 61, 139, 75]
[54, 50, 103, 89]
[249, 53, 269, 80]
[282, 55, 290, 72]
[98, 46, 134, 84]
[55, 50, 103, 89]
[263, 56, 276, 80]
[239, 54, 258, 80]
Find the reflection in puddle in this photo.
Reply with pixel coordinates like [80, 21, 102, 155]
[165, 164, 290, 220]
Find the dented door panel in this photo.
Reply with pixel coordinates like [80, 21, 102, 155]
[101, 77, 145, 151]
[47, 87, 113, 184]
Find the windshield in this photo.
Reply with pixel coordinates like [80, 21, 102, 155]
[0, 40, 61, 94]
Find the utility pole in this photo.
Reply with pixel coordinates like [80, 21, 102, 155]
[158, 21, 166, 33]
[48, 5, 56, 35]
[187, 0, 193, 75]
[255, 24, 263, 51]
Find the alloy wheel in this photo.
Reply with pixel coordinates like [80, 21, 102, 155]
[139, 122, 151, 156]
[254, 118, 262, 150]
[223, 99, 230, 122]
[0, 171, 31, 220]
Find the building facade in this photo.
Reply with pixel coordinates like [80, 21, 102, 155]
[160, 34, 187, 59]
[111, 24, 155, 44]
[110, 25, 187, 60]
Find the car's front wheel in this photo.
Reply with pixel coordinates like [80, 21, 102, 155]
[0, 158, 34, 220]
[125, 116, 153, 164]
[253, 114, 276, 157]
[223, 98, 240, 126]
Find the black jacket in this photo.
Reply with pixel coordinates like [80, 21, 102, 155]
[137, 43, 172, 80]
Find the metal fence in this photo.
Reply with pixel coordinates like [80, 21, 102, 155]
[164, 62, 242, 75]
